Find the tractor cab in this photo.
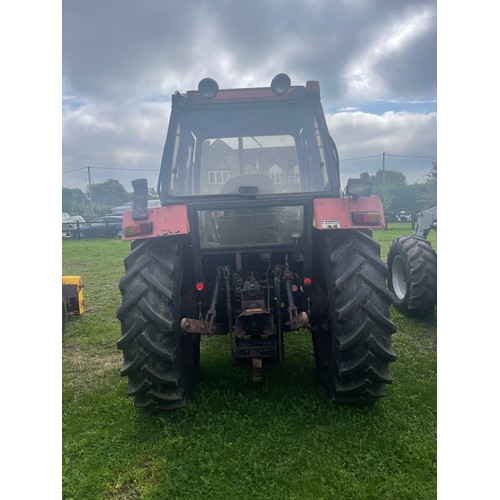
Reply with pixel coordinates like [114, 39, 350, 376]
[140, 75, 343, 272]
[158, 75, 341, 200]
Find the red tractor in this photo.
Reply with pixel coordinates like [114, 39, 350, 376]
[116, 74, 396, 410]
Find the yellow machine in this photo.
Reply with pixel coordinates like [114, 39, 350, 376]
[62, 276, 84, 334]
[62, 276, 85, 315]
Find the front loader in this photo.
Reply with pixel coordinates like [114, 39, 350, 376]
[116, 74, 396, 410]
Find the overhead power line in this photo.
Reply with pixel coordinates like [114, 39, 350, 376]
[385, 154, 437, 160]
[340, 154, 381, 162]
[63, 166, 160, 174]
[340, 153, 436, 162]
[64, 153, 435, 173]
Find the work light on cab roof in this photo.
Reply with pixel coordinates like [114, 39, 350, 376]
[270, 73, 291, 95]
[197, 73, 293, 100]
[198, 77, 219, 99]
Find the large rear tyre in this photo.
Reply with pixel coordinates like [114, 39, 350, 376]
[116, 238, 200, 410]
[312, 230, 396, 404]
[387, 235, 437, 317]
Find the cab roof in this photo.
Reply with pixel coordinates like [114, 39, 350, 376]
[173, 79, 321, 106]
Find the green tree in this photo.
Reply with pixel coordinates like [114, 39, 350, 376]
[417, 162, 437, 210]
[358, 169, 434, 220]
[373, 169, 406, 186]
[374, 187, 395, 215]
[149, 187, 159, 199]
[360, 169, 407, 214]
[89, 179, 129, 206]
[426, 162, 437, 183]
[357, 165, 437, 221]
[392, 184, 427, 217]
[62, 188, 88, 214]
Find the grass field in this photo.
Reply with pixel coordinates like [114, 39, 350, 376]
[62, 224, 437, 499]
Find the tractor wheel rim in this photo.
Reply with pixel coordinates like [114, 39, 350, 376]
[392, 255, 407, 300]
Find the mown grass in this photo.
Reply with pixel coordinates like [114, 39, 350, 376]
[62, 224, 436, 499]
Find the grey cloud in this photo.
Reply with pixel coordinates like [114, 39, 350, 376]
[62, 0, 437, 191]
[326, 110, 437, 184]
[63, 0, 436, 103]
[63, 0, 203, 101]
[62, 101, 168, 190]
[371, 11, 437, 99]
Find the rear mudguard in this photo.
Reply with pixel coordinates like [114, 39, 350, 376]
[121, 205, 189, 241]
[313, 196, 386, 230]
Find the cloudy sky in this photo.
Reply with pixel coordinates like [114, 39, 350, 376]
[62, 0, 437, 193]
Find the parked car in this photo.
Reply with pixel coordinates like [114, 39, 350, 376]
[62, 212, 75, 236]
[72, 216, 123, 239]
[71, 215, 86, 224]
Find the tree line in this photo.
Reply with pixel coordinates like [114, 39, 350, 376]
[62, 179, 157, 217]
[62, 164, 437, 220]
[360, 162, 437, 221]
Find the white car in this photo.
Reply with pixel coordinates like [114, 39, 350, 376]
[71, 215, 86, 224]
[62, 213, 85, 236]
[62, 213, 75, 235]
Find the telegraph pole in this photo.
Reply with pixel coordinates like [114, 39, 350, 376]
[88, 166, 93, 215]
[87, 166, 92, 192]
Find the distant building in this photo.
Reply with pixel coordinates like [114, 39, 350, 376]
[200, 139, 299, 195]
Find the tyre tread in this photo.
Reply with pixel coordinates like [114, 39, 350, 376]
[387, 235, 437, 316]
[117, 238, 199, 410]
[312, 230, 396, 404]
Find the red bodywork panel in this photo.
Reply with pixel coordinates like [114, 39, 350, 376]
[121, 195, 385, 242]
[121, 205, 189, 241]
[313, 196, 386, 230]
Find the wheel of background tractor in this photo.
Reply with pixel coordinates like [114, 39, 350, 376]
[311, 230, 397, 404]
[387, 235, 437, 317]
[116, 238, 200, 410]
